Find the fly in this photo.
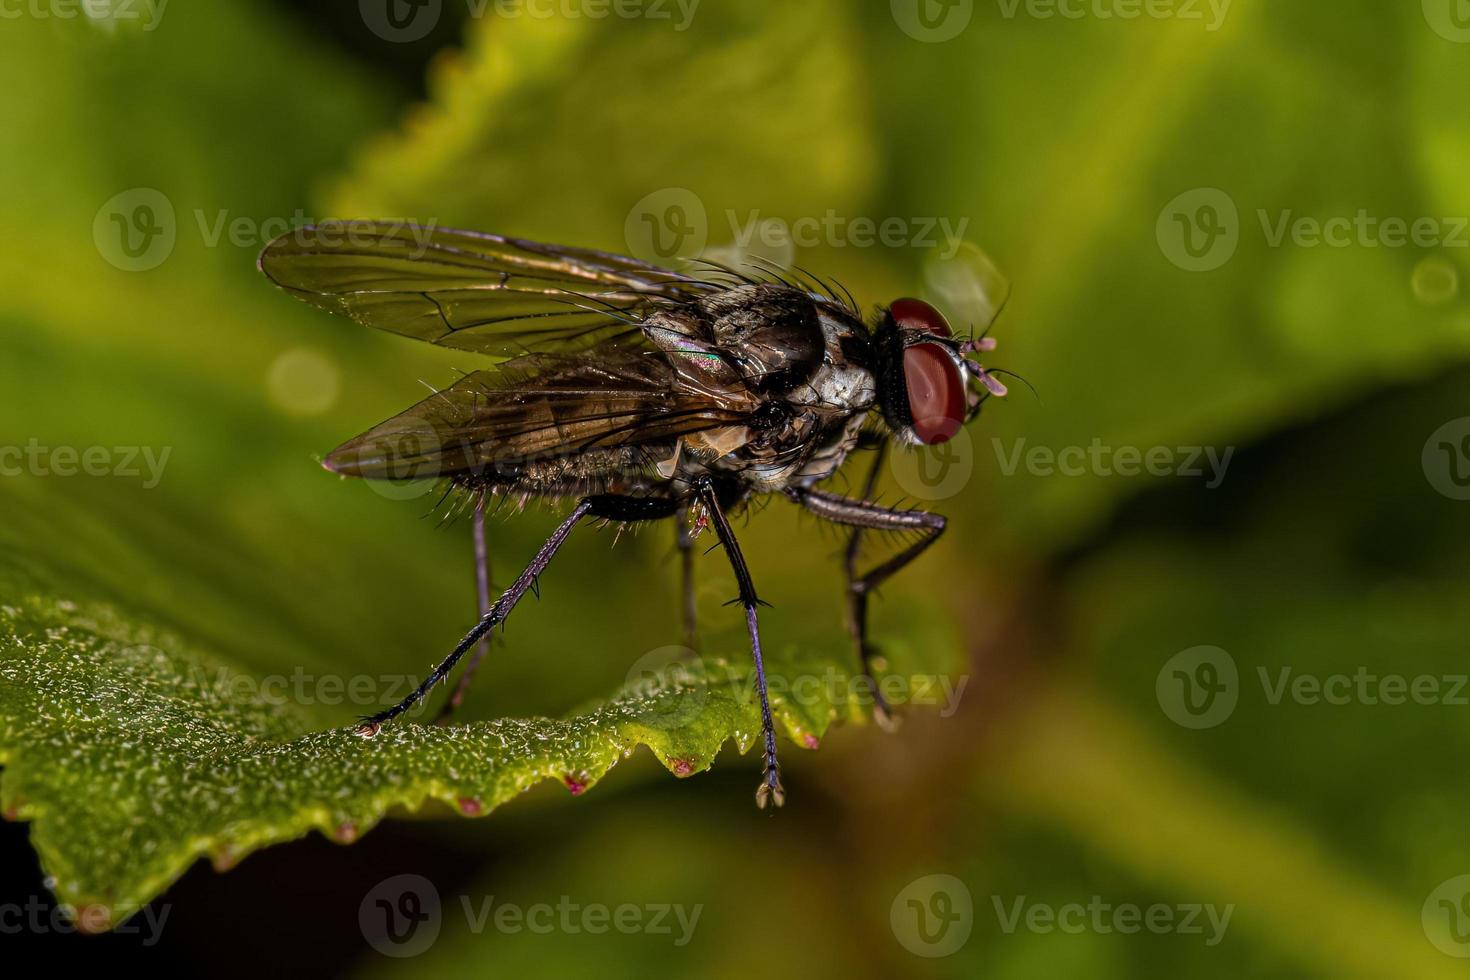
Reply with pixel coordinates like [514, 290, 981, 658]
[258, 222, 1012, 808]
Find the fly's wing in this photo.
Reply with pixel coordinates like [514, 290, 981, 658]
[323, 346, 762, 481]
[258, 222, 715, 356]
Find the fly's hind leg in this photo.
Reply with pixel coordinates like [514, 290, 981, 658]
[436, 498, 494, 724]
[694, 476, 783, 808]
[357, 494, 682, 734]
[358, 500, 593, 734]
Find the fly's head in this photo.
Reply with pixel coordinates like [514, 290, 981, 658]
[872, 297, 1008, 446]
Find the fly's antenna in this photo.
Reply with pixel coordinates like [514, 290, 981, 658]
[985, 367, 1039, 402]
[958, 335, 1009, 398]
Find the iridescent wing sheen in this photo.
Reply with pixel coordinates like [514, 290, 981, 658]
[323, 345, 762, 481]
[258, 222, 716, 356]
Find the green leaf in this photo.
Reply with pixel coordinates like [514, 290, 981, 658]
[864, 4, 1470, 551]
[0, 554, 961, 929]
[325, 1, 877, 248]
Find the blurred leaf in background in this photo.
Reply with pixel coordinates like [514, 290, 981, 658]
[3, 0, 1470, 977]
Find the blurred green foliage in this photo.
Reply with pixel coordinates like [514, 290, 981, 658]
[3, 1, 1470, 977]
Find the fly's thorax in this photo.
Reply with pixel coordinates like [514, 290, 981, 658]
[702, 400, 868, 493]
[792, 412, 868, 488]
[646, 284, 878, 495]
[696, 283, 825, 395]
[785, 305, 878, 415]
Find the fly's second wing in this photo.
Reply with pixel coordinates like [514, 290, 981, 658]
[323, 347, 761, 482]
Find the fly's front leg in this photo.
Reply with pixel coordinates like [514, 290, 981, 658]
[792, 484, 946, 729]
[841, 444, 893, 724]
[694, 477, 783, 808]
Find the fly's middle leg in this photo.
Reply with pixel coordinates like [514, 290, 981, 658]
[676, 505, 698, 651]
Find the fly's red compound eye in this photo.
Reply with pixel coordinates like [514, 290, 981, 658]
[903, 342, 965, 444]
[888, 297, 952, 337]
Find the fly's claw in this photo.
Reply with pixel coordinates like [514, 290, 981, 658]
[864, 668, 902, 731]
[755, 768, 786, 809]
[354, 718, 383, 739]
